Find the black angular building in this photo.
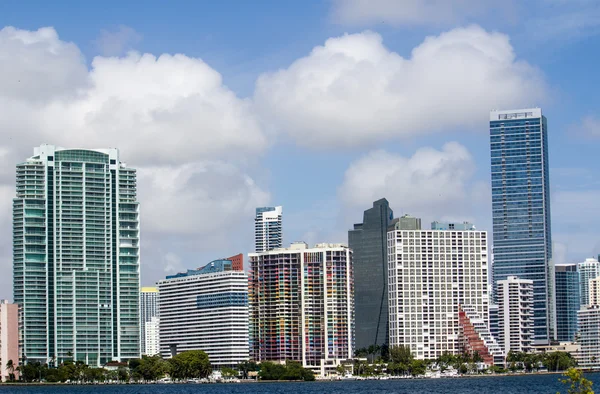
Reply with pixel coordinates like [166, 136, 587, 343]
[348, 198, 393, 352]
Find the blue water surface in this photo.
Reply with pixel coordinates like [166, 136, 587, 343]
[1, 373, 598, 394]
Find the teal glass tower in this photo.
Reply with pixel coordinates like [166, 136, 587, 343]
[490, 109, 553, 344]
[13, 145, 140, 366]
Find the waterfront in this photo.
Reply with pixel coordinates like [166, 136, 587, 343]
[2, 373, 600, 394]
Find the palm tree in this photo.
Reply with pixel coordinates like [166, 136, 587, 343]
[5, 359, 14, 381]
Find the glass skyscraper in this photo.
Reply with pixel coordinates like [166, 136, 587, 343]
[13, 145, 140, 366]
[348, 198, 393, 351]
[490, 109, 553, 344]
[554, 264, 580, 342]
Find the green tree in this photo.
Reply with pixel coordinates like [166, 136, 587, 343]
[168, 350, 211, 380]
[409, 359, 427, 377]
[545, 352, 577, 372]
[117, 366, 129, 382]
[238, 361, 259, 379]
[5, 359, 15, 382]
[558, 368, 594, 394]
[221, 367, 238, 378]
[389, 345, 414, 365]
[258, 361, 286, 380]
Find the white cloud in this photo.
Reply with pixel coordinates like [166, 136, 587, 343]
[339, 142, 489, 226]
[94, 25, 142, 56]
[255, 26, 546, 147]
[137, 162, 269, 237]
[330, 0, 512, 27]
[570, 115, 600, 138]
[0, 26, 271, 296]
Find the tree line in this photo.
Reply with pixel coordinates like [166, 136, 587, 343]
[350, 345, 577, 376]
[8, 350, 315, 383]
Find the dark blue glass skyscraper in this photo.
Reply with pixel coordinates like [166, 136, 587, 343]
[554, 264, 580, 342]
[490, 108, 553, 344]
[349, 198, 393, 351]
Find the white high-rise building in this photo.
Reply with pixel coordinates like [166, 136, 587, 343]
[140, 287, 159, 356]
[13, 145, 140, 367]
[254, 206, 282, 252]
[498, 276, 534, 354]
[576, 306, 600, 368]
[579, 258, 600, 307]
[387, 219, 490, 360]
[157, 259, 249, 367]
[145, 316, 160, 357]
[249, 242, 354, 376]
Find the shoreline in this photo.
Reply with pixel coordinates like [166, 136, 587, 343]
[3, 370, 598, 386]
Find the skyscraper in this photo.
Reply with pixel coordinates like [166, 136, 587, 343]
[13, 145, 140, 366]
[248, 242, 354, 376]
[157, 259, 248, 367]
[554, 264, 579, 342]
[254, 206, 282, 252]
[348, 198, 393, 351]
[490, 108, 553, 344]
[140, 287, 159, 356]
[387, 219, 494, 360]
[578, 258, 600, 307]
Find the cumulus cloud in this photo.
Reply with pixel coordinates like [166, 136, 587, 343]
[330, 0, 512, 27]
[0, 26, 271, 295]
[94, 25, 142, 56]
[255, 26, 546, 147]
[339, 142, 489, 226]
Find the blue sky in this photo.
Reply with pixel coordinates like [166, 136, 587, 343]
[0, 0, 599, 295]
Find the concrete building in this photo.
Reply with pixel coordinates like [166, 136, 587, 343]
[248, 242, 354, 376]
[589, 277, 600, 307]
[140, 287, 159, 356]
[144, 316, 160, 357]
[348, 199, 394, 351]
[255, 206, 282, 252]
[490, 109, 553, 344]
[554, 264, 580, 342]
[0, 301, 18, 381]
[157, 258, 248, 368]
[576, 306, 600, 368]
[387, 219, 490, 360]
[579, 258, 600, 307]
[497, 276, 534, 354]
[13, 145, 140, 366]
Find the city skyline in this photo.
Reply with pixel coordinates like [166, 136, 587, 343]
[0, 1, 600, 298]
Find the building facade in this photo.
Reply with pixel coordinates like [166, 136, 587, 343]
[387, 219, 490, 360]
[255, 206, 282, 252]
[145, 316, 160, 357]
[554, 264, 579, 342]
[497, 276, 534, 354]
[0, 301, 19, 381]
[13, 145, 140, 366]
[579, 258, 600, 308]
[490, 108, 553, 344]
[348, 199, 393, 351]
[248, 243, 354, 375]
[576, 306, 600, 368]
[140, 287, 159, 356]
[157, 259, 248, 367]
